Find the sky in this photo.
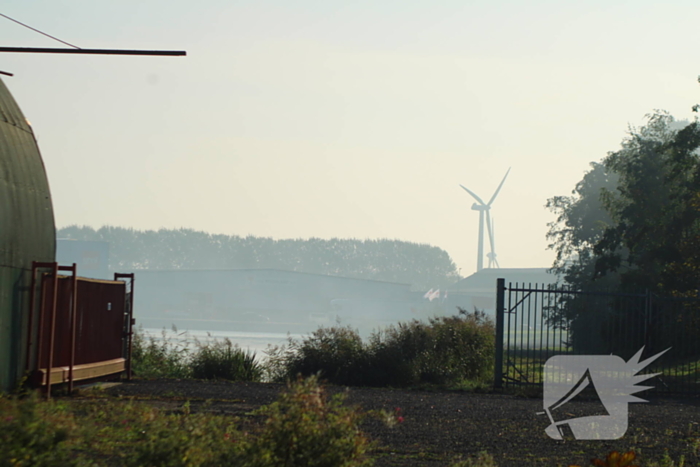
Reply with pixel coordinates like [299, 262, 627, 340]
[1, 1, 698, 277]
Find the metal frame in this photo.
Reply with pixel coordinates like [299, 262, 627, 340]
[494, 278, 700, 394]
[28, 262, 77, 398]
[0, 46, 185, 56]
[114, 273, 135, 381]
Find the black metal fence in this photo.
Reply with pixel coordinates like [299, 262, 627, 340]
[494, 278, 700, 394]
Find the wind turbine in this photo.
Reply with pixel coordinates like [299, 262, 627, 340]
[459, 168, 510, 272]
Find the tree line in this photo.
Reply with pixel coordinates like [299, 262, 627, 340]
[57, 225, 460, 290]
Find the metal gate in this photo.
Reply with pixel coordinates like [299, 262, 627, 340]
[494, 278, 700, 394]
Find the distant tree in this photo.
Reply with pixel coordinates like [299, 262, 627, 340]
[57, 226, 460, 290]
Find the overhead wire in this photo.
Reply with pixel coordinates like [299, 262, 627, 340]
[0, 12, 80, 49]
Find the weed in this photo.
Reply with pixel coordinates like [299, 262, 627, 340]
[647, 451, 686, 467]
[0, 393, 77, 466]
[450, 451, 498, 467]
[234, 374, 375, 466]
[190, 338, 263, 382]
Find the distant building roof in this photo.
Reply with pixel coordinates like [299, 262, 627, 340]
[451, 268, 559, 293]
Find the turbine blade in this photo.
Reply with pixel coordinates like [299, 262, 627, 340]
[487, 167, 511, 206]
[459, 184, 486, 205]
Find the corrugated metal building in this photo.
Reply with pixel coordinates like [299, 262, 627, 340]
[0, 78, 56, 391]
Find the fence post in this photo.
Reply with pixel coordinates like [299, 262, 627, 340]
[494, 278, 505, 389]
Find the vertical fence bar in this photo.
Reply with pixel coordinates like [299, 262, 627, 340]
[68, 264, 78, 394]
[505, 283, 513, 388]
[545, 287, 550, 359]
[31, 262, 60, 381]
[517, 283, 524, 383]
[45, 262, 59, 399]
[529, 283, 535, 382]
[511, 283, 517, 383]
[494, 278, 505, 389]
[129, 274, 134, 381]
[115, 273, 135, 381]
[538, 285, 544, 365]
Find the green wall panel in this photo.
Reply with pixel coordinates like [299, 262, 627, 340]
[0, 78, 55, 391]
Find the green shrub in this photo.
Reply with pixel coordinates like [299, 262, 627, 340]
[364, 310, 494, 387]
[190, 339, 263, 382]
[417, 310, 495, 384]
[268, 310, 495, 388]
[235, 374, 374, 467]
[0, 394, 77, 467]
[270, 326, 366, 386]
[362, 322, 428, 387]
[131, 327, 192, 379]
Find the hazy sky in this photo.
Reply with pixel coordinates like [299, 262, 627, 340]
[2, 1, 698, 276]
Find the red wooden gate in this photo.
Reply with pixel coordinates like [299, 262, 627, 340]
[26, 262, 134, 397]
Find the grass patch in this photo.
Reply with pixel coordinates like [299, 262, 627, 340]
[131, 328, 192, 379]
[131, 328, 263, 382]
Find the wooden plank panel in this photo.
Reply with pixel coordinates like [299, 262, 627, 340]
[37, 358, 125, 385]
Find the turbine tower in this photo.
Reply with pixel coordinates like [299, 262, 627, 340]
[459, 168, 510, 272]
[486, 216, 499, 268]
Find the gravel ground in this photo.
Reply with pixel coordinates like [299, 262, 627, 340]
[103, 379, 700, 466]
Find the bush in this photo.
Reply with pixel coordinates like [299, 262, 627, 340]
[364, 310, 494, 387]
[235, 375, 373, 467]
[190, 339, 263, 382]
[268, 310, 495, 388]
[267, 326, 366, 386]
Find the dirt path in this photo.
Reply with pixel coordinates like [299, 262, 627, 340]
[103, 380, 700, 466]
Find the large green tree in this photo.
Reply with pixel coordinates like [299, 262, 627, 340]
[547, 112, 700, 295]
[545, 161, 619, 289]
[545, 112, 700, 355]
[595, 114, 700, 294]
